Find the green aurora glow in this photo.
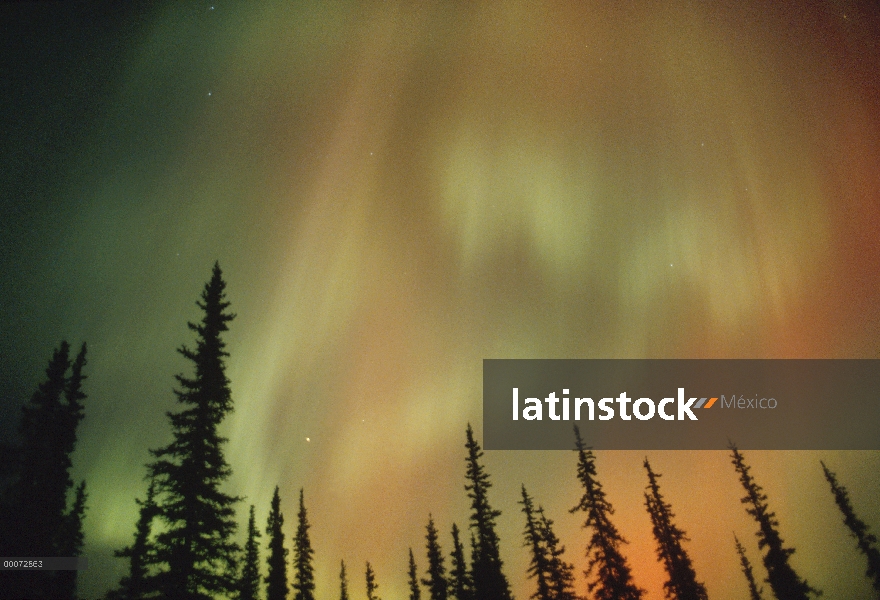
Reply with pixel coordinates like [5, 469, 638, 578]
[2, 2, 880, 598]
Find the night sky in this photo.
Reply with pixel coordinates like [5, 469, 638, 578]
[2, 2, 880, 599]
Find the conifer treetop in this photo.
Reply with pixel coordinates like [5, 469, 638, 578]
[6, 341, 90, 599]
[729, 443, 819, 600]
[422, 514, 447, 600]
[293, 488, 316, 600]
[536, 506, 580, 600]
[366, 561, 382, 600]
[339, 560, 350, 600]
[266, 485, 289, 600]
[735, 534, 765, 600]
[114, 477, 160, 599]
[520, 485, 552, 600]
[238, 504, 262, 600]
[464, 424, 514, 600]
[570, 426, 644, 600]
[409, 548, 422, 600]
[448, 523, 473, 600]
[821, 461, 880, 594]
[642, 458, 707, 600]
[145, 263, 242, 600]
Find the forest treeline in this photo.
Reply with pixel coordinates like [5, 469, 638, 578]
[1, 263, 879, 600]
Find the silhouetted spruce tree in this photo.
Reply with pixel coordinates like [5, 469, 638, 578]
[735, 534, 764, 600]
[536, 506, 579, 600]
[3, 342, 69, 549]
[1, 341, 89, 599]
[730, 444, 819, 600]
[266, 486, 289, 600]
[61, 342, 88, 484]
[1, 342, 68, 558]
[54, 344, 89, 600]
[423, 515, 448, 600]
[238, 505, 261, 600]
[146, 263, 241, 600]
[292, 488, 315, 600]
[366, 562, 381, 600]
[55, 343, 89, 600]
[339, 560, 350, 600]
[464, 424, 514, 600]
[570, 426, 643, 600]
[521, 485, 552, 600]
[643, 459, 707, 600]
[114, 477, 160, 600]
[449, 523, 473, 600]
[409, 548, 423, 600]
[821, 460, 880, 595]
[55, 480, 88, 600]
[520, 485, 579, 600]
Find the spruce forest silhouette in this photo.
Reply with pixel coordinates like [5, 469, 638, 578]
[1, 264, 879, 600]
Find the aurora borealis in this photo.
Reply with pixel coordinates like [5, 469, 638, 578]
[2, 1, 880, 598]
